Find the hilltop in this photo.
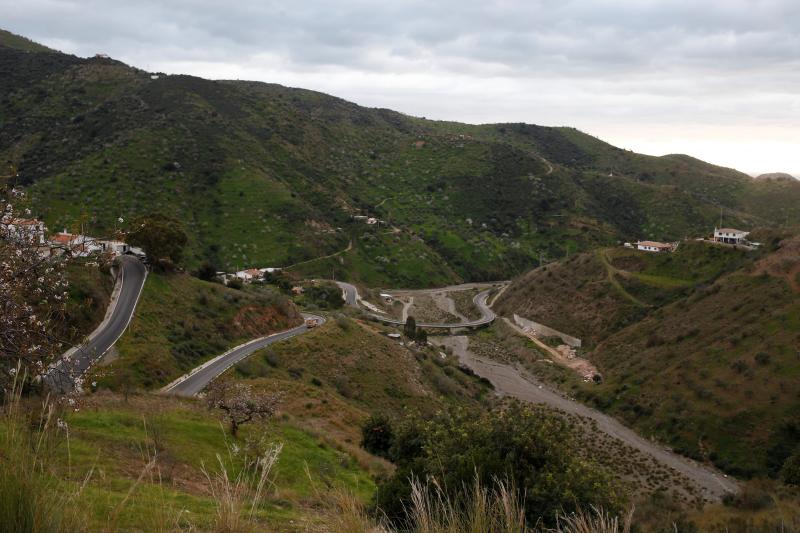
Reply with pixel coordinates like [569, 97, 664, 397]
[756, 172, 797, 182]
[3, 28, 800, 287]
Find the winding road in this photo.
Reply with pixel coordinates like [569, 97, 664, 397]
[337, 278, 737, 498]
[52, 260, 738, 500]
[162, 313, 325, 396]
[46, 255, 147, 393]
[335, 281, 501, 329]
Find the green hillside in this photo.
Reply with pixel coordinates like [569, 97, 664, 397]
[3, 29, 800, 287]
[497, 236, 800, 478]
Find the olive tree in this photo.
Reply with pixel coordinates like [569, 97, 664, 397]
[206, 380, 281, 437]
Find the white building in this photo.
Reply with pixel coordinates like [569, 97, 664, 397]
[235, 268, 262, 282]
[1, 218, 47, 244]
[99, 240, 130, 256]
[636, 241, 674, 253]
[713, 228, 749, 245]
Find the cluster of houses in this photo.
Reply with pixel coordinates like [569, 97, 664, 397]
[222, 267, 282, 284]
[625, 226, 756, 254]
[1, 217, 143, 259]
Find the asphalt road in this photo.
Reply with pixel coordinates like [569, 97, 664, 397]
[335, 281, 500, 329]
[162, 314, 325, 397]
[435, 335, 739, 500]
[46, 255, 147, 393]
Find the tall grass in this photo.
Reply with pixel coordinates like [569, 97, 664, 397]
[324, 476, 634, 533]
[406, 477, 527, 533]
[201, 439, 283, 532]
[0, 368, 89, 532]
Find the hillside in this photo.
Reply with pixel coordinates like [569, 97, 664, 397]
[496, 237, 800, 478]
[91, 273, 302, 390]
[3, 29, 800, 287]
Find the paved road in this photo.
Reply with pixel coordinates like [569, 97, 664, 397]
[162, 314, 325, 396]
[335, 281, 501, 329]
[434, 335, 739, 500]
[46, 255, 147, 393]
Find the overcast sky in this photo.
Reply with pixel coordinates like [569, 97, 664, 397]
[3, 0, 798, 176]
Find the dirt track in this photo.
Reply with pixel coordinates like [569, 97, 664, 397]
[433, 335, 738, 502]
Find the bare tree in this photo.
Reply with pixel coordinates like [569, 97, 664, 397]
[206, 380, 281, 437]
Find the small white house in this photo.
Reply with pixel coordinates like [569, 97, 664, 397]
[99, 240, 130, 256]
[713, 228, 749, 245]
[259, 267, 281, 274]
[636, 241, 674, 253]
[2, 218, 47, 244]
[235, 268, 262, 282]
[50, 231, 103, 257]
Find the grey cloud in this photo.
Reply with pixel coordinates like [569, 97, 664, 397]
[1, 0, 797, 173]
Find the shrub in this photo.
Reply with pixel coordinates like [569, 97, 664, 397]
[781, 449, 800, 485]
[724, 479, 774, 510]
[376, 402, 622, 526]
[264, 349, 280, 368]
[360, 414, 394, 459]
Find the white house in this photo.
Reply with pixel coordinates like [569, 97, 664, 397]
[99, 240, 130, 256]
[235, 268, 262, 282]
[713, 228, 749, 245]
[1, 218, 47, 244]
[49, 231, 103, 257]
[259, 267, 281, 274]
[636, 241, 674, 253]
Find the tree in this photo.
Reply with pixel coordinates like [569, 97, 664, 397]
[1, 191, 71, 390]
[360, 414, 394, 459]
[194, 262, 218, 282]
[206, 380, 281, 437]
[127, 213, 187, 271]
[375, 402, 622, 526]
[415, 328, 428, 345]
[403, 316, 417, 339]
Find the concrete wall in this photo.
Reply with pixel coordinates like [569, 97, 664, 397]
[513, 314, 582, 348]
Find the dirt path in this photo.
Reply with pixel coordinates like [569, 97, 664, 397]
[283, 240, 353, 270]
[401, 296, 414, 322]
[538, 155, 554, 175]
[597, 249, 649, 307]
[502, 318, 597, 380]
[431, 292, 469, 323]
[432, 335, 738, 501]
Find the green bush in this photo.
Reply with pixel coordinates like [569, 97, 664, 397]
[375, 402, 622, 526]
[360, 414, 394, 459]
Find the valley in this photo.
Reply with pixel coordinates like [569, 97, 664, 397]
[2, 26, 800, 532]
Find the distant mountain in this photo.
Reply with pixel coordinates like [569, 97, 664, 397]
[755, 172, 797, 182]
[3, 28, 800, 286]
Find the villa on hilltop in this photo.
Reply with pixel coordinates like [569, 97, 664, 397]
[713, 227, 749, 245]
[635, 241, 675, 253]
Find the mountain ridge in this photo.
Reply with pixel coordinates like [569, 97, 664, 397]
[3, 28, 800, 287]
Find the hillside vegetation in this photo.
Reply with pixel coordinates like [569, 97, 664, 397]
[497, 237, 800, 478]
[3, 29, 800, 287]
[92, 273, 301, 390]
